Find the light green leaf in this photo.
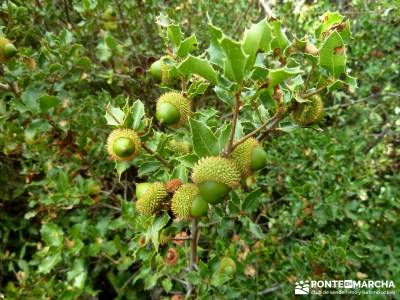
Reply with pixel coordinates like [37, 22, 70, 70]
[319, 31, 346, 78]
[270, 20, 290, 51]
[130, 100, 145, 130]
[39, 94, 60, 112]
[105, 103, 124, 126]
[145, 214, 170, 251]
[187, 80, 209, 100]
[315, 11, 344, 39]
[167, 24, 182, 47]
[177, 34, 197, 57]
[67, 259, 87, 289]
[38, 251, 62, 274]
[242, 18, 272, 70]
[115, 161, 131, 180]
[40, 223, 64, 247]
[268, 67, 303, 88]
[220, 36, 249, 83]
[178, 55, 217, 84]
[206, 22, 224, 67]
[189, 118, 219, 157]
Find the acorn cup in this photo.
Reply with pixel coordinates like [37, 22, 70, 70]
[191, 156, 241, 204]
[156, 92, 191, 127]
[107, 129, 141, 161]
[292, 94, 324, 126]
[230, 138, 267, 178]
[136, 182, 168, 216]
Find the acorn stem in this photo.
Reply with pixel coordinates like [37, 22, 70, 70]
[302, 81, 329, 99]
[142, 144, 172, 169]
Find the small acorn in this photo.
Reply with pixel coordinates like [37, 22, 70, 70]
[156, 92, 191, 126]
[218, 257, 237, 275]
[171, 183, 198, 220]
[191, 195, 208, 217]
[107, 128, 141, 161]
[292, 94, 324, 126]
[149, 59, 162, 81]
[0, 37, 17, 61]
[135, 182, 151, 199]
[230, 138, 267, 178]
[168, 139, 191, 155]
[192, 156, 241, 204]
[136, 182, 168, 216]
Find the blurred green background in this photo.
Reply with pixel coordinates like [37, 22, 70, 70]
[0, 0, 399, 299]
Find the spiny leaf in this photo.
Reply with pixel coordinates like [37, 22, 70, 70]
[189, 118, 219, 157]
[178, 55, 217, 84]
[220, 36, 249, 83]
[319, 31, 346, 78]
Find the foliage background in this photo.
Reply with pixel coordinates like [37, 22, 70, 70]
[0, 0, 399, 299]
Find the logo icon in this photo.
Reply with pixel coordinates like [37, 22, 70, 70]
[295, 280, 310, 295]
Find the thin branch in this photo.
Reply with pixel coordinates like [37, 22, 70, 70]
[301, 82, 329, 99]
[224, 89, 242, 156]
[233, 0, 252, 35]
[105, 106, 122, 125]
[190, 218, 199, 271]
[258, 284, 281, 295]
[171, 237, 192, 241]
[142, 144, 172, 169]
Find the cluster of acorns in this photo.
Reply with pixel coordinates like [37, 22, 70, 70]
[0, 36, 17, 62]
[106, 61, 325, 219]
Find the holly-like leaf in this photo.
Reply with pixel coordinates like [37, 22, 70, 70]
[38, 251, 62, 274]
[220, 36, 249, 83]
[144, 214, 170, 251]
[105, 103, 124, 126]
[206, 22, 224, 67]
[187, 80, 209, 100]
[178, 55, 217, 84]
[315, 11, 344, 39]
[41, 223, 64, 247]
[319, 31, 346, 78]
[167, 24, 182, 48]
[39, 95, 60, 112]
[267, 67, 303, 88]
[270, 20, 290, 51]
[242, 18, 273, 70]
[130, 100, 145, 130]
[176, 34, 197, 57]
[189, 118, 219, 157]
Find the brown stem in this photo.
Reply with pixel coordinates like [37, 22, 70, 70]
[105, 106, 122, 125]
[142, 144, 171, 169]
[224, 89, 241, 156]
[302, 82, 329, 99]
[190, 218, 199, 271]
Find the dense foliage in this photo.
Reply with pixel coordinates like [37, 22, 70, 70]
[1, 1, 399, 299]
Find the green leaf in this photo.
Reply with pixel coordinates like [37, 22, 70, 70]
[267, 67, 303, 88]
[270, 20, 290, 51]
[206, 22, 224, 67]
[189, 118, 219, 157]
[178, 55, 217, 84]
[187, 80, 210, 100]
[115, 161, 131, 179]
[315, 11, 344, 39]
[220, 36, 249, 83]
[40, 223, 64, 247]
[249, 222, 264, 239]
[38, 251, 62, 274]
[242, 18, 272, 70]
[130, 100, 145, 130]
[145, 214, 170, 251]
[177, 34, 197, 57]
[162, 278, 172, 293]
[242, 188, 262, 211]
[105, 103, 124, 126]
[24, 119, 51, 143]
[39, 94, 60, 112]
[21, 87, 41, 113]
[319, 31, 346, 78]
[67, 259, 87, 289]
[167, 24, 182, 47]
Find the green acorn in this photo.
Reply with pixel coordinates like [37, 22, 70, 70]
[0, 37, 17, 61]
[292, 94, 324, 126]
[191, 195, 208, 217]
[149, 59, 162, 81]
[136, 182, 168, 216]
[107, 128, 141, 161]
[168, 139, 191, 155]
[192, 156, 241, 204]
[230, 138, 267, 178]
[135, 182, 152, 199]
[171, 183, 198, 220]
[148, 56, 178, 86]
[218, 257, 237, 275]
[156, 92, 191, 126]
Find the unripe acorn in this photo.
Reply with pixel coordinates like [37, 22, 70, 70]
[191, 195, 208, 217]
[156, 92, 190, 126]
[218, 257, 237, 275]
[107, 128, 141, 161]
[0, 37, 17, 61]
[135, 182, 151, 199]
[292, 94, 324, 126]
[168, 139, 191, 155]
[136, 182, 168, 216]
[149, 59, 162, 81]
[230, 138, 267, 178]
[171, 183, 198, 220]
[192, 156, 241, 204]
